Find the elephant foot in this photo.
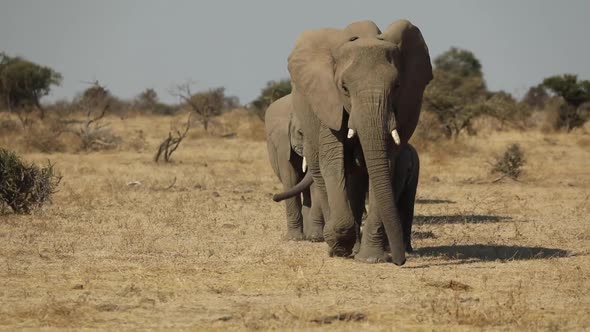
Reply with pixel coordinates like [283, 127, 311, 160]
[286, 229, 304, 241]
[306, 234, 324, 242]
[328, 246, 353, 258]
[304, 226, 325, 242]
[351, 240, 361, 257]
[354, 246, 389, 264]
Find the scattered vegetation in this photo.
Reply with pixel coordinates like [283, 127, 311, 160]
[423, 47, 533, 139]
[154, 114, 192, 163]
[492, 144, 526, 181]
[25, 120, 68, 153]
[134, 88, 179, 115]
[541, 74, 590, 131]
[170, 82, 240, 131]
[0, 52, 62, 119]
[250, 79, 291, 120]
[75, 82, 121, 151]
[0, 148, 61, 214]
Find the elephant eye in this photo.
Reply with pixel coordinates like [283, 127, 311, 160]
[348, 36, 359, 42]
[341, 83, 350, 96]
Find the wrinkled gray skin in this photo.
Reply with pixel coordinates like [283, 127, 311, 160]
[351, 141, 420, 255]
[274, 131, 420, 256]
[286, 19, 432, 265]
[265, 94, 324, 241]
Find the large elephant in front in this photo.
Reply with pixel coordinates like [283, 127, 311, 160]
[284, 19, 432, 265]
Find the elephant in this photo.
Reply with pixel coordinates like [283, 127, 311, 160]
[276, 139, 420, 255]
[280, 19, 432, 265]
[265, 94, 324, 241]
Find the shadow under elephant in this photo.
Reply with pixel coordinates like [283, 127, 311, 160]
[415, 198, 456, 204]
[414, 214, 512, 225]
[414, 244, 570, 262]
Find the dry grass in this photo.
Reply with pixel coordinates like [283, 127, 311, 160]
[0, 111, 589, 331]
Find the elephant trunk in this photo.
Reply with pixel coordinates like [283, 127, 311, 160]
[353, 90, 406, 266]
[272, 170, 313, 202]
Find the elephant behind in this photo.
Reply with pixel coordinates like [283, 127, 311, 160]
[265, 94, 323, 241]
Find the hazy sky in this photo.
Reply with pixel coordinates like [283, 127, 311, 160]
[1, 0, 588, 104]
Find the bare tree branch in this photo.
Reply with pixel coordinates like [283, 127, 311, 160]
[154, 113, 192, 163]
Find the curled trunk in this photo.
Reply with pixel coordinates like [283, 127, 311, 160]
[273, 171, 313, 202]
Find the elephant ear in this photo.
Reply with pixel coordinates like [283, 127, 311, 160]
[288, 29, 348, 130]
[344, 20, 381, 37]
[381, 20, 433, 142]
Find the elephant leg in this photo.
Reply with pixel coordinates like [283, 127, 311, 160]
[393, 146, 420, 253]
[304, 182, 325, 241]
[281, 159, 304, 241]
[320, 125, 357, 257]
[397, 186, 416, 253]
[347, 169, 368, 256]
[296, 96, 329, 242]
[301, 186, 311, 234]
[355, 183, 389, 263]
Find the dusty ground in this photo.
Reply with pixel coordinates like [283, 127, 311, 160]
[0, 111, 589, 331]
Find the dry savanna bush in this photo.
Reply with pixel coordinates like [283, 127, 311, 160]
[0, 148, 61, 214]
[0, 108, 588, 330]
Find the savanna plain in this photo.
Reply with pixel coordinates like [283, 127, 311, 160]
[0, 110, 589, 331]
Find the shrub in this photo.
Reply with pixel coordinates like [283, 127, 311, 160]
[481, 91, 531, 130]
[0, 52, 62, 119]
[152, 102, 179, 116]
[0, 117, 20, 134]
[75, 82, 122, 151]
[26, 125, 66, 153]
[492, 144, 525, 180]
[171, 84, 237, 131]
[250, 79, 291, 120]
[0, 148, 61, 213]
[423, 65, 487, 139]
[541, 74, 590, 131]
[411, 111, 445, 151]
[547, 102, 589, 132]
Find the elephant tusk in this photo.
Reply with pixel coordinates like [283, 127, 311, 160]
[302, 157, 307, 172]
[391, 129, 401, 145]
[347, 129, 356, 139]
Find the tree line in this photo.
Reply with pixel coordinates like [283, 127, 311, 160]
[1, 49, 589, 135]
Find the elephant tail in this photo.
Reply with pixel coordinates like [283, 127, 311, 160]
[272, 171, 313, 202]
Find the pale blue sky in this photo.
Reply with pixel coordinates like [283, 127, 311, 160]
[1, 0, 588, 104]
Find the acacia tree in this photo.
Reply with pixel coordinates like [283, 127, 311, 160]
[423, 48, 487, 138]
[433, 47, 483, 78]
[522, 85, 549, 109]
[0, 53, 62, 119]
[170, 82, 226, 131]
[540, 74, 590, 131]
[424, 47, 530, 137]
[251, 79, 291, 120]
[72, 81, 121, 151]
[135, 88, 159, 111]
[481, 91, 530, 130]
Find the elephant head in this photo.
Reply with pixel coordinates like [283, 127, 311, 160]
[288, 112, 304, 159]
[287, 19, 432, 264]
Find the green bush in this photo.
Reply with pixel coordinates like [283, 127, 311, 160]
[541, 74, 590, 131]
[250, 79, 291, 120]
[0, 148, 61, 214]
[492, 144, 525, 180]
